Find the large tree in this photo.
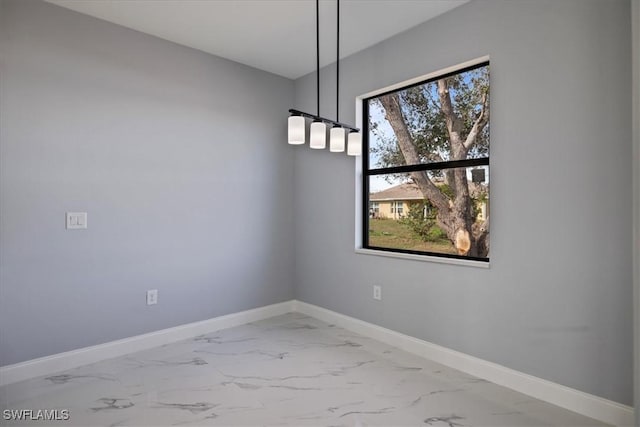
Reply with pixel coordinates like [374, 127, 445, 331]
[372, 66, 490, 257]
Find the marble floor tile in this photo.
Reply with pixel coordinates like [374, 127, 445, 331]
[0, 313, 609, 426]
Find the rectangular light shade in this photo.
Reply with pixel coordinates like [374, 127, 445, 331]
[288, 116, 305, 145]
[347, 132, 362, 156]
[329, 127, 345, 152]
[310, 121, 327, 149]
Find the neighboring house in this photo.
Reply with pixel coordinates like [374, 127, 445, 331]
[369, 183, 424, 219]
[369, 181, 489, 221]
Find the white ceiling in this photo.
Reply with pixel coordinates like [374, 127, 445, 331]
[45, 0, 467, 80]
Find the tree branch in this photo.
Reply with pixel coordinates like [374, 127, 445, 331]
[437, 78, 465, 155]
[379, 94, 451, 218]
[463, 91, 490, 150]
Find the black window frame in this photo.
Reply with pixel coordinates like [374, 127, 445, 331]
[361, 61, 490, 263]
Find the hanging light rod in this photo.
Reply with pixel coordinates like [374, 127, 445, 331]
[288, 109, 359, 133]
[287, 0, 362, 156]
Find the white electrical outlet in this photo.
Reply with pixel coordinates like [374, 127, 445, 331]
[146, 289, 158, 305]
[373, 285, 382, 301]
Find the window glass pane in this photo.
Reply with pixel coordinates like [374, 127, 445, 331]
[367, 167, 489, 258]
[367, 64, 489, 169]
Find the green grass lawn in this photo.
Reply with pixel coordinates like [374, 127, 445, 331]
[368, 218, 457, 255]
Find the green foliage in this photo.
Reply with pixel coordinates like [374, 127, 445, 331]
[426, 226, 447, 241]
[471, 189, 489, 221]
[438, 183, 454, 200]
[399, 201, 448, 243]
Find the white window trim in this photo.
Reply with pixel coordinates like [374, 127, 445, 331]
[355, 248, 490, 268]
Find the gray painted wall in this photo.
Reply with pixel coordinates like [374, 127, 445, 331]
[293, 0, 633, 405]
[0, 0, 295, 366]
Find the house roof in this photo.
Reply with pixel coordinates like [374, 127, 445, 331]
[370, 180, 488, 202]
[370, 183, 425, 201]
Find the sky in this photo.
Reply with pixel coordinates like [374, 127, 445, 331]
[367, 101, 399, 192]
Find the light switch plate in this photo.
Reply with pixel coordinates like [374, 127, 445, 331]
[66, 212, 87, 229]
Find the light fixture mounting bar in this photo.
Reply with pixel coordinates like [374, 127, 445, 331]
[289, 109, 359, 132]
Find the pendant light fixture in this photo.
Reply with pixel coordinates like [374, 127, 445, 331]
[287, 0, 361, 156]
[347, 130, 362, 156]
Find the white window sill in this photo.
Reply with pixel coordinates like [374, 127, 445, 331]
[355, 248, 490, 269]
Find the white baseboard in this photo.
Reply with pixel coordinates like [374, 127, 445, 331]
[1, 299, 633, 426]
[293, 300, 634, 427]
[0, 300, 295, 387]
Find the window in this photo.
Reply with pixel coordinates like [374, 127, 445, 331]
[362, 61, 490, 261]
[391, 201, 404, 216]
[369, 202, 380, 218]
